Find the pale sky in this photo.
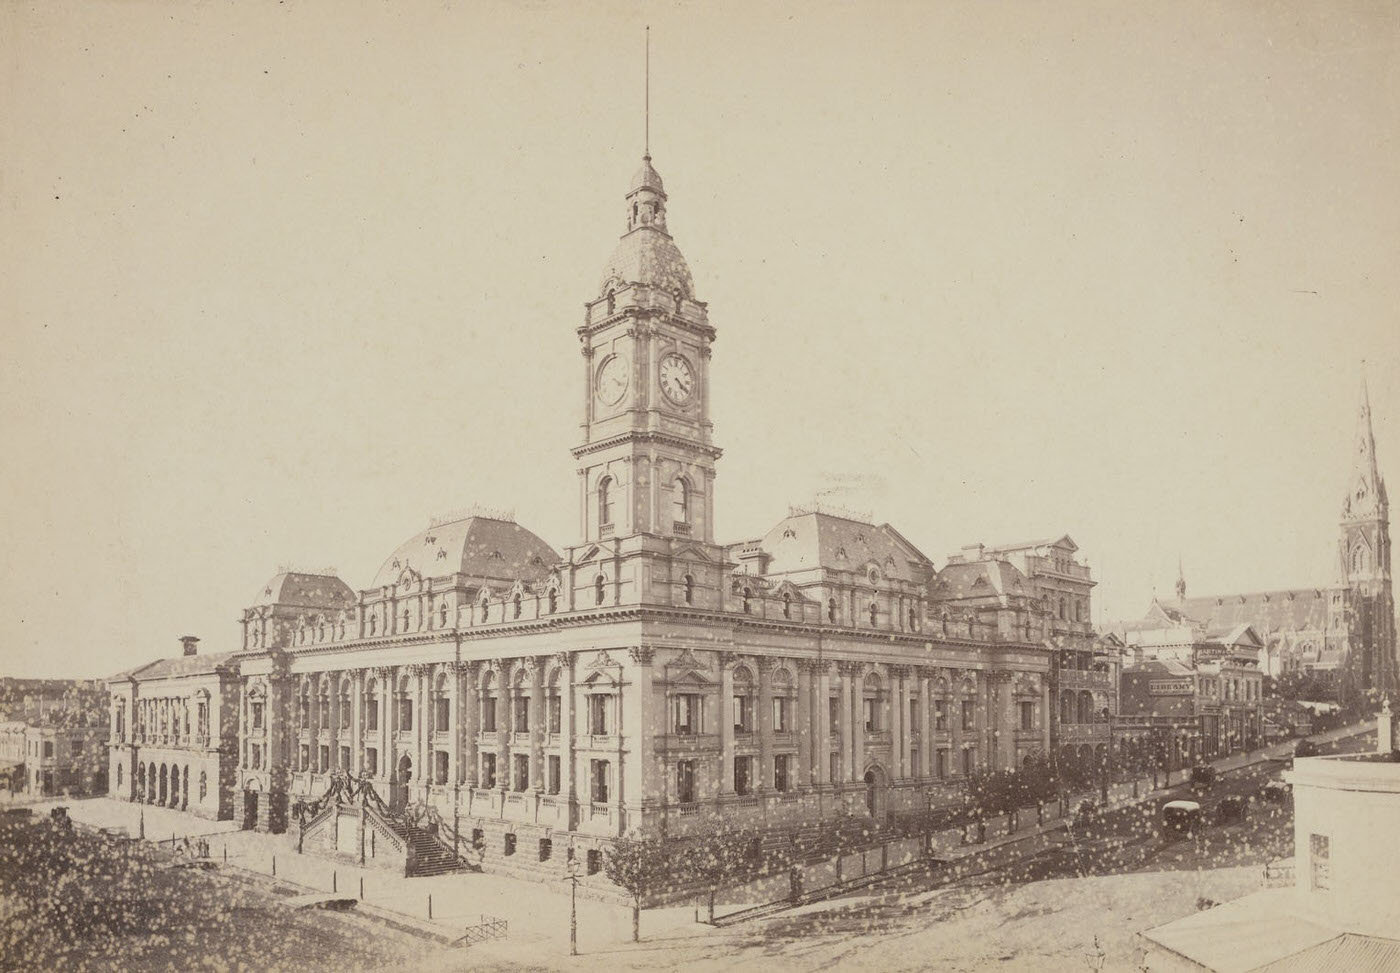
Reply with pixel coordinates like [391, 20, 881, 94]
[2, 1, 1397, 680]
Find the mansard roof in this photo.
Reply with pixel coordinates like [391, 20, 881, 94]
[931, 558, 1033, 600]
[750, 510, 933, 582]
[371, 515, 560, 590]
[983, 534, 1079, 555]
[250, 572, 357, 611]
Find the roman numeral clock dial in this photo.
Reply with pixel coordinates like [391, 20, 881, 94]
[659, 353, 694, 405]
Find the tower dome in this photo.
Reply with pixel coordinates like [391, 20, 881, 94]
[599, 155, 694, 300]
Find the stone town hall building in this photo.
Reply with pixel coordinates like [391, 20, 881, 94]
[107, 151, 1088, 876]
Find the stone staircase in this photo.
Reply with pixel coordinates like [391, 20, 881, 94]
[404, 822, 465, 877]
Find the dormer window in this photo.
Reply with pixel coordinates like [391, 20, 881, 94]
[606, 289, 616, 315]
[782, 591, 792, 619]
[548, 588, 558, 614]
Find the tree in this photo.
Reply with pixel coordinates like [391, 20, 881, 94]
[677, 821, 752, 922]
[603, 832, 676, 941]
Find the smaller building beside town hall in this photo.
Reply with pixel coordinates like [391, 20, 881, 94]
[107, 149, 1101, 882]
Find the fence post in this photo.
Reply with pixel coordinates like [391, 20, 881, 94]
[222, 844, 227, 864]
[272, 854, 277, 877]
[359, 875, 363, 900]
[332, 870, 337, 893]
[428, 894, 433, 919]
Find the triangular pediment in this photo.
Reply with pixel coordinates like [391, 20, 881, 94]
[586, 649, 617, 669]
[666, 646, 709, 672]
[672, 546, 713, 563]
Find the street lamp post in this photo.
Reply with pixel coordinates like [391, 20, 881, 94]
[564, 853, 581, 956]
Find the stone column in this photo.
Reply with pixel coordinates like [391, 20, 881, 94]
[719, 654, 735, 795]
[326, 674, 338, 775]
[1041, 674, 1051, 753]
[918, 668, 932, 778]
[625, 647, 655, 829]
[558, 653, 576, 827]
[842, 663, 861, 783]
[352, 670, 365, 775]
[950, 670, 965, 777]
[459, 662, 478, 788]
[756, 658, 774, 792]
[816, 664, 832, 785]
[796, 660, 814, 787]
[893, 666, 909, 779]
[496, 660, 510, 791]
[379, 667, 393, 785]
[529, 658, 545, 791]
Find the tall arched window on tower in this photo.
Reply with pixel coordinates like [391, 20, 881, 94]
[595, 574, 606, 606]
[1058, 597, 1067, 620]
[869, 601, 878, 627]
[606, 289, 615, 315]
[598, 477, 614, 528]
[672, 478, 690, 526]
[684, 574, 695, 606]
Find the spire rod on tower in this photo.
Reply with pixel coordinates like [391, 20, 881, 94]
[644, 25, 650, 159]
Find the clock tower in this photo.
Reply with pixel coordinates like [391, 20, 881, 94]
[571, 154, 723, 605]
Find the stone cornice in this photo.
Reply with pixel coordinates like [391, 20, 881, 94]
[571, 431, 723, 461]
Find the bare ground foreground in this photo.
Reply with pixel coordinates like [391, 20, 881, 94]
[0, 807, 1265, 973]
[8, 735, 1365, 972]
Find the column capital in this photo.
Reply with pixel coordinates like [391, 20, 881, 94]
[717, 651, 740, 667]
[890, 664, 914, 678]
[628, 646, 656, 666]
[752, 656, 775, 673]
[552, 651, 575, 672]
[796, 658, 826, 674]
[837, 660, 864, 676]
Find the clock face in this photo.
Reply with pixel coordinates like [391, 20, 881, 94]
[659, 354, 695, 405]
[596, 355, 628, 407]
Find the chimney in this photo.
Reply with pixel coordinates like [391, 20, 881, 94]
[180, 635, 200, 657]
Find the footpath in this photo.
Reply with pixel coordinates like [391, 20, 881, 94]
[706, 721, 1371, 923]
[25, 722, 1369, 951]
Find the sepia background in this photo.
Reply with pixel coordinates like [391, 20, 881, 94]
[2, 0, 1396, 680]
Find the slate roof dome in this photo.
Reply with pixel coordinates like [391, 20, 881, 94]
[371, 515, 560, 589]
[251, 572, 356, 610]
[600, 229, 694, 299]
[599, 155, 694, 300]
[630, 156, 665, 194]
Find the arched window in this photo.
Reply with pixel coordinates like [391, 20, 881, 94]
[513, 593, 522, 619]
[598, 477, 614, 527]
[1058, 597, 1067, 620]
[828, 598, 836, 623]
[402, 608, 410, 631]
[595, 574, 606, 606]
[117, 764, 123, 787]
[908, 606, 917, 631]
[368, 613, 377, 636]
[199, 770, 207, 800]
[606, 289, 616, 315]
[742, 587, 752, 614]
[548, 588, 559, 614]
[869, 602, 878, 626]
[782, 591, 792, 619]
[672, 479, 690, 525]
[439, 603, 448, 627]
[684, 574, 695, 605]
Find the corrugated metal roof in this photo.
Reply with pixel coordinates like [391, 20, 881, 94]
[1256, 934, 1400, 973]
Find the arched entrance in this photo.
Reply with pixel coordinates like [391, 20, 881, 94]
[393, 754, 413, 808]
[168, 765, 180, 808]
[158, 764, 168, 806]
[242, 784, 260, 830]
[863, 764, 888, 820]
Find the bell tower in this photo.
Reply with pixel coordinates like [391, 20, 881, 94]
[1337, 365, 1396, 700]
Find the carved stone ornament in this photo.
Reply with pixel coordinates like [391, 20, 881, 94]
[587, 649, 616, 669]
[667, 647, 708, 672]
[628, 646, 656, 665]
